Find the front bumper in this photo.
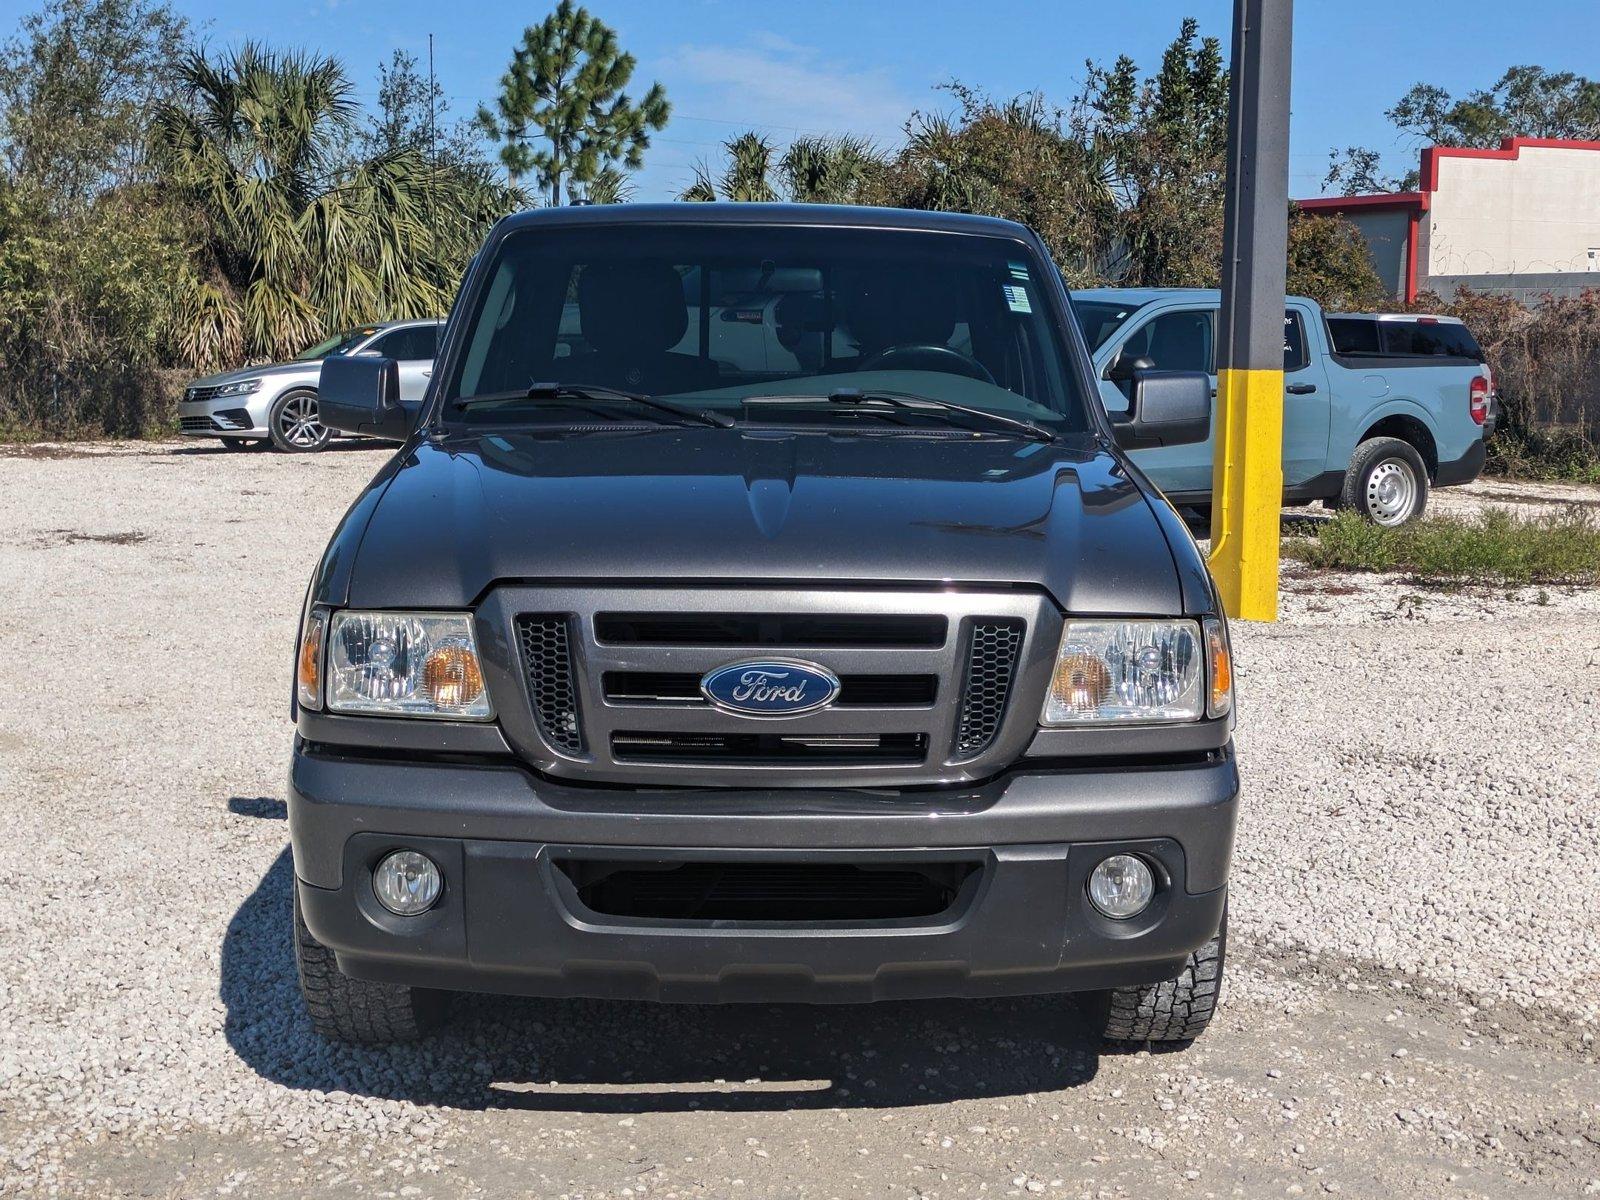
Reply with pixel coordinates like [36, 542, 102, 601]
[290, 742, 1238, 1003]
[176, 394, 270, 438]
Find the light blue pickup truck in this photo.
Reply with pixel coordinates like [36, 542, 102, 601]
[1071, 289, 1492, 524]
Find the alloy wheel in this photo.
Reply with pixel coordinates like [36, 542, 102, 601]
[275, 393, 327, 449]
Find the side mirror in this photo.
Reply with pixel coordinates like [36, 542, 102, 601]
[1113, 369, 1212, 449]
[318, 355, 417, 442]
[1106, 354, 1155, 383]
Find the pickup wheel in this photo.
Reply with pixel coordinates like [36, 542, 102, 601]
[1342, 437, 1428, 525]
[1088, 909, 1226, 1046]
[293, 890, 447, 1043]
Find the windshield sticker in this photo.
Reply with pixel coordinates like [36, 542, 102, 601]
[1007, 260, 1030, 281]
[1003, 283, 1033, 314]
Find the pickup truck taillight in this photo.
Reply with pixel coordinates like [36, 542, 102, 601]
[1469, 373, 1490, 425]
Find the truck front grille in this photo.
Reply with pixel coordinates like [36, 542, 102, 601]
[601, 671, 937, 707]
[612, 731, 927, 765]
[515, 614, 584, 753]
[559, 858, 977, 923]
[595, 612, 946, 647]
[491, 587, 1054, 786]
[953, 619, 1026, 758]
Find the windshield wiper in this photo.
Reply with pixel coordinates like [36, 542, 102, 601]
[741, 388, 1055, 443]
[454, 382, 732, 429]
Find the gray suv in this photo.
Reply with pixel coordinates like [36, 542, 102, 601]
[290, 205, 1235, 1048]
[177, 319, 442, 452]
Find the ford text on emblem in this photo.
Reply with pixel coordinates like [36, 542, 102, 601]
[700, 659, 841, 718]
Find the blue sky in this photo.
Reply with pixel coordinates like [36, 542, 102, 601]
[10, 0, 1597, 199]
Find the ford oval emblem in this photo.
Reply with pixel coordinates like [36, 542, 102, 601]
[700, 659, 841, 719]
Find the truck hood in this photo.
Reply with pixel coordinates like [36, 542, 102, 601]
[341, 428, 1189, 614]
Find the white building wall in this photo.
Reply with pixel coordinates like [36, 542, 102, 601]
[1424, 145, 1600, 279]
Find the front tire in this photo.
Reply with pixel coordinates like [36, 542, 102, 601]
[1342, 437, 1428, 525]
[1089, 910, 1226, 1046]
[268, 389, 331, 453]
[293, 890, 447, 1043]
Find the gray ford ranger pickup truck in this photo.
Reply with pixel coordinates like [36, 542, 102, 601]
[290, 204, 1238, 1046]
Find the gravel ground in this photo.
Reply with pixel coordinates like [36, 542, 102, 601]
[1, 441, 1597, 1198]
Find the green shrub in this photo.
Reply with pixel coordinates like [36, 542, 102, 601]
[1288, 511, 1401, 573]
[1485, 426, 1600, 484]
[1285, 506, 1600, 585]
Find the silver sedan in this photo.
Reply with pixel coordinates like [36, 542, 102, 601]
[177, 319, 443, 452]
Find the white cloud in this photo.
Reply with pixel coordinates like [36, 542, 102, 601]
[664, 38, 917, 146]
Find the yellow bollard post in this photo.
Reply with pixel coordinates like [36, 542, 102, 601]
[1209, 367, 1284, 621]
[1209, 0, 1292, 622]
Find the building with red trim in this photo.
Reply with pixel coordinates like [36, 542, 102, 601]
[1298, 138, 1600, 304]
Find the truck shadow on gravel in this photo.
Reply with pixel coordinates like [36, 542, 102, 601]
[169, 440, 387, 457]
[223, 849, 1107, 1113]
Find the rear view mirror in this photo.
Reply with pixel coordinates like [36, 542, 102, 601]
[318, 355, 417, 442]
[1113, 369, 1211, 449]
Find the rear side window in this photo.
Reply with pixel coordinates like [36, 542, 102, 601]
[1283, 311, 1309, 371]
[1326, 316, 1380, 355]
[1379, 320, 1482, 360]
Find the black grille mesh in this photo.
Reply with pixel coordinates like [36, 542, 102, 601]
[515, 615, 583, 753]
[953, 619, 1024, 758]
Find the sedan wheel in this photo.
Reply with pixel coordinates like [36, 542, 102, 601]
[269, 390, 331, 453]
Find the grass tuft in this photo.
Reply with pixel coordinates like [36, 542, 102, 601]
[1285, 506, 1600, 586]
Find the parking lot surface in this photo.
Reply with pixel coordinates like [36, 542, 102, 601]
[1, 441, 1597, 1198]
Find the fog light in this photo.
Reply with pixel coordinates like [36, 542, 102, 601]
[373, 850, 441, 916]
[1088, 854, 1155, 919]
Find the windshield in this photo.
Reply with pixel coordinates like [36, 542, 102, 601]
[443, 225, 1088, 432]
[1071, 299, 1148, 351]
[293, 328, 379, 361]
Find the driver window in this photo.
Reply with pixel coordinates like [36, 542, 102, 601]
[1110, 309, 1214, 399]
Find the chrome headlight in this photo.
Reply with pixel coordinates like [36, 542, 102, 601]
[325, 611, 494, 720]
[1041, 619, 1208, 725]
[213, 378, 261, 397]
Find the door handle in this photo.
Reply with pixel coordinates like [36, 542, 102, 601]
[421, 369, 432, 377]
[1286, 383, 1316, 395]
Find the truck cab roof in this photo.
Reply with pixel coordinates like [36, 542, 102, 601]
[495, 201, 1038, 239]
[1068, 286, 1318, 308]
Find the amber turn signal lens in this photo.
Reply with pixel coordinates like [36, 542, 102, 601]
[1049, 649, 1112, 717]
[1205, 617, 1233, 718]
[422, 641, 485, 709]
[297, 614, 324, 710]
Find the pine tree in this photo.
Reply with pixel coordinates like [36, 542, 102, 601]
[476, 1, 668, 205]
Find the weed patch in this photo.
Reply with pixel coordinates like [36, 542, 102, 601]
[1284, 507, 1600, 586]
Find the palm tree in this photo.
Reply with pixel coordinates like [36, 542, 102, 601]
[151, 44, 523, 367]
[678, 132, 779, 202]
[779, 135, 883, 204]
[681, 131, 887, 205]
[576, 165, 636, 204]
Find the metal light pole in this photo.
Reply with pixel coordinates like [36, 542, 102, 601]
[1209, 0, 1293, 622]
